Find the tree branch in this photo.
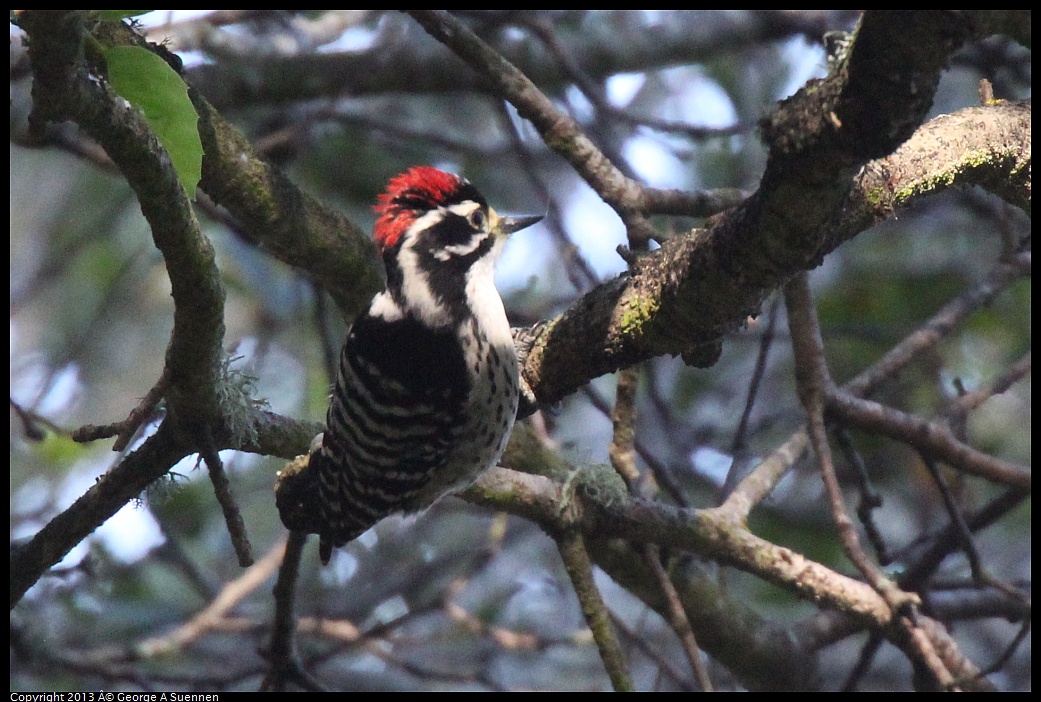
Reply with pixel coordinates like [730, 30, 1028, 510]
[519, 100, 1030, 409]
[184, 12, 859, 111]
[469, 444, 991, 690]
[88, 17, 384, 319]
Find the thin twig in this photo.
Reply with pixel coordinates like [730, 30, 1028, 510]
[202, 446, 254, 567]
[608, 367, 641, 488]
[827, 391, 1030, 490]
[721, 294, 782, 501]
[262, 531, 326, 692]
[833, 427, 888, 565]
[721, 253, 1029, 518]
[642, 544, 714, 691]
[136, 538, 285, 657]
[556, 531, 633, 692]
[404, 10, 712, 220]
[949, 351, 1030, 414]
[784, 272, 957, 690]
[609, 366, 712, 690]
[918, 452, 983, 580]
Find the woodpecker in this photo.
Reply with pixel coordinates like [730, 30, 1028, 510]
[278, 166, 541, 563]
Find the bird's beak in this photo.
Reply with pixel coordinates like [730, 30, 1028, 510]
[491, 210, 543, 237]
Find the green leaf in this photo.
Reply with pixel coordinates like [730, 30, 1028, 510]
[95, 11, 154, 21]
[103, 44, 202, 194]
[35, 433, 88, 471]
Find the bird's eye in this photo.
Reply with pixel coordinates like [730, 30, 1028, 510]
[468, 209, 487, 231]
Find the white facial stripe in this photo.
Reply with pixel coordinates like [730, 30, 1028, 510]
[404, 208, 448, 241]
[397, 245, 451, 326]
[435, 232, 488, 261]
[429, 200, 489, 261]
[447, 200, 482, 218]
[393, 210, 452, 327]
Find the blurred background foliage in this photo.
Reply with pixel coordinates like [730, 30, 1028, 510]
[10, 10, 1030, 691]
